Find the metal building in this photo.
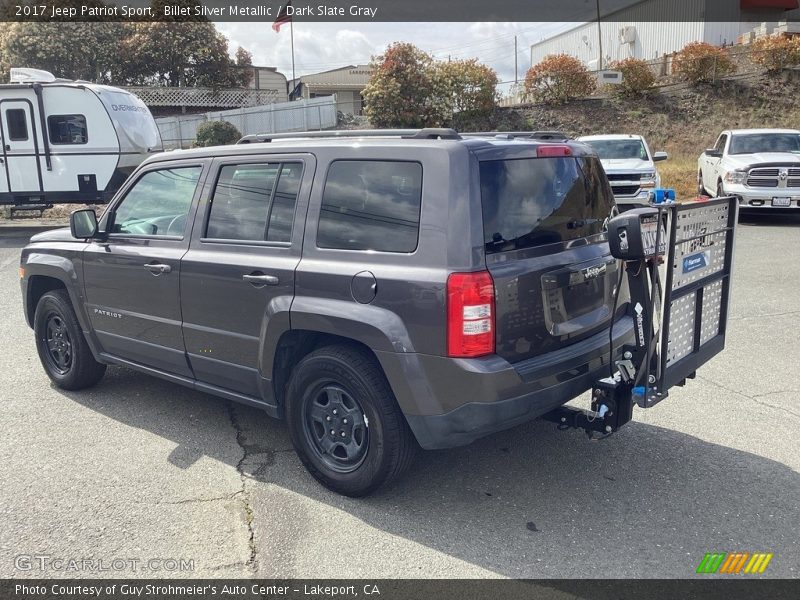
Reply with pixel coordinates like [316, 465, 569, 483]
[530, 0, 800, 70]
[288, 65, 373, 116]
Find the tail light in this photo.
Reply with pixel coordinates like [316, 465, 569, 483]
[447, 271, 495, 358]
[537, 144, 572, 157]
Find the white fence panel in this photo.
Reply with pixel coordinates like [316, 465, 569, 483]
[157, 96, 338, 149]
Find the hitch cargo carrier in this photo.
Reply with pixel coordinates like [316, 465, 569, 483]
[543, 196, 738, 437]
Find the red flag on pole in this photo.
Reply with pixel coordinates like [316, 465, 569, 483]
[273, 1, 292, 32]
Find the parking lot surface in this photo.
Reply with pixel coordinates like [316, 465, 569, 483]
[1, 215, 798, 579]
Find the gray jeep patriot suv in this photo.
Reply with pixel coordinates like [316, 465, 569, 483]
[20, 129, 633, 496]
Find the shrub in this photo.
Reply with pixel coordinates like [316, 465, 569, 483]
[750, 34, 800, 72]
[523, 54, 596, 104]
[194, 121, 241, 147]
[432, 58, 498, 123]
[672, 42, 736, 84]
[607, 58, 656, 96]
[363, 42, 437, 128]
[363, 43, 498, 127]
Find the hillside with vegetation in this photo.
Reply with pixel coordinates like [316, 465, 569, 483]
[457, 72, 800, 198]
[456, 73, 800, 199]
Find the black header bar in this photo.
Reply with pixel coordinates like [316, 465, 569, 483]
[0, 0, 785, 22]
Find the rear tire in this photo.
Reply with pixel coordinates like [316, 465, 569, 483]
[285, 344, 417, 496]
[34, 290, 106, 390]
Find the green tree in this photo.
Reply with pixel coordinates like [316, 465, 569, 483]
[0, 0, 254, 88]
[0, 1, 128, 82]
[363, 43, 438, 128]
[433, 58, 498, 122]
[363, 43, 498, 128]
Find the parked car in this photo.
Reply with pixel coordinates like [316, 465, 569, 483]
[698, 128, 800, 210]
[577, 134, 668, 209]
[20, 129, 633, 496]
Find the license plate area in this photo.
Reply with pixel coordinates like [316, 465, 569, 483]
[772, 197, 792, 207]
[541, 259, 617, 337]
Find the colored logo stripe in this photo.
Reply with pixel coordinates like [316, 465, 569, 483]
[745, 553, 773, 574]
[697, 553, 726, 573]
[697, 552, 773, 574]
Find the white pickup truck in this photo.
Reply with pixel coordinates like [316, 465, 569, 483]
[577, 134, 668, 209]
[698, 128, 800, 210]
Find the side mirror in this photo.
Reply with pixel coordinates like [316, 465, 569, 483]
[70, 209, 98, 239]
[653, 151, 668, 162]
[704, 148, 722, 158]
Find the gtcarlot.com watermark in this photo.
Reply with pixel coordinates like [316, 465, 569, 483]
[14, 554, 194, 573]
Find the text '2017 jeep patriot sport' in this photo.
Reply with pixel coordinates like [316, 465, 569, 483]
[20, 129, 633, 496]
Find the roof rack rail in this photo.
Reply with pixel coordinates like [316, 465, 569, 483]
[461, 131, 572, 141]
[237, 128, 461, 144]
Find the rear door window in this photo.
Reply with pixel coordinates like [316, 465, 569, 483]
[205, 162, 302, 243]
[317, 160, 422, 252]
[480, 156, 614, 253]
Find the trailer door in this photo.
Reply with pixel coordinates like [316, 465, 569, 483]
[0, 99, 42, 196]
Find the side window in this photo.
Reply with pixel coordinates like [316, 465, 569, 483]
[714, 134, 727, 153]
[5, 109, 28, 141]
[205, 162, 302, 243]
[111, 166, 202, 237]
[317, 160, 422, 252]
[47, 114, 88, 144]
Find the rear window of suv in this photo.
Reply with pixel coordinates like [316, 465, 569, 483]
[480, 156, 615, 254]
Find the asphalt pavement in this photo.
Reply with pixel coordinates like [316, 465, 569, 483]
[0, 215, 798, 579]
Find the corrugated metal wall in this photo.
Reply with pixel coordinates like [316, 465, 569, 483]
[530, 0, 741, 68]
[156, 96, 338, 149]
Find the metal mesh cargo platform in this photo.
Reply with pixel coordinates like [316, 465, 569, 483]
[658, 197, 738, 392]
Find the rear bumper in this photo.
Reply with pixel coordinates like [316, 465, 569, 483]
[378, 316, 634, 450]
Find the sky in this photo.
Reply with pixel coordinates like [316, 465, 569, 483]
[216, 22, 577, 93]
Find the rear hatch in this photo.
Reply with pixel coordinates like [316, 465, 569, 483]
[479, 149, 619, 364]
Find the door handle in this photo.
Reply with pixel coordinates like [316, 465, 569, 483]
[144, 262, 171, 275]
[243, 273, 279, 286]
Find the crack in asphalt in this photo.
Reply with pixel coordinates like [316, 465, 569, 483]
[164, 491, 244, 505]
[696, 375, 800, 420]
[226, 402, 258, 574]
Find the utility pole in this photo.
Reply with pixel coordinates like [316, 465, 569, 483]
[596, 0, 603, 71]
[514, 35, 518, 84]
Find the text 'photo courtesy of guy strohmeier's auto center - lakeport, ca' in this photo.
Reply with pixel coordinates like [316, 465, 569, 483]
[1, 0, 799, 599]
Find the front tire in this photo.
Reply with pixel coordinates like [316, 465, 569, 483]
[285, 344, 417, 496]
[716, 181, 725, 198]
[34, 290, 106, 390]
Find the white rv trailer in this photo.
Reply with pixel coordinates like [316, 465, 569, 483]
[0, 68, 163, 206]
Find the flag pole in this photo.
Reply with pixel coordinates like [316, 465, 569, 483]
[290, 20, 296, 98]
